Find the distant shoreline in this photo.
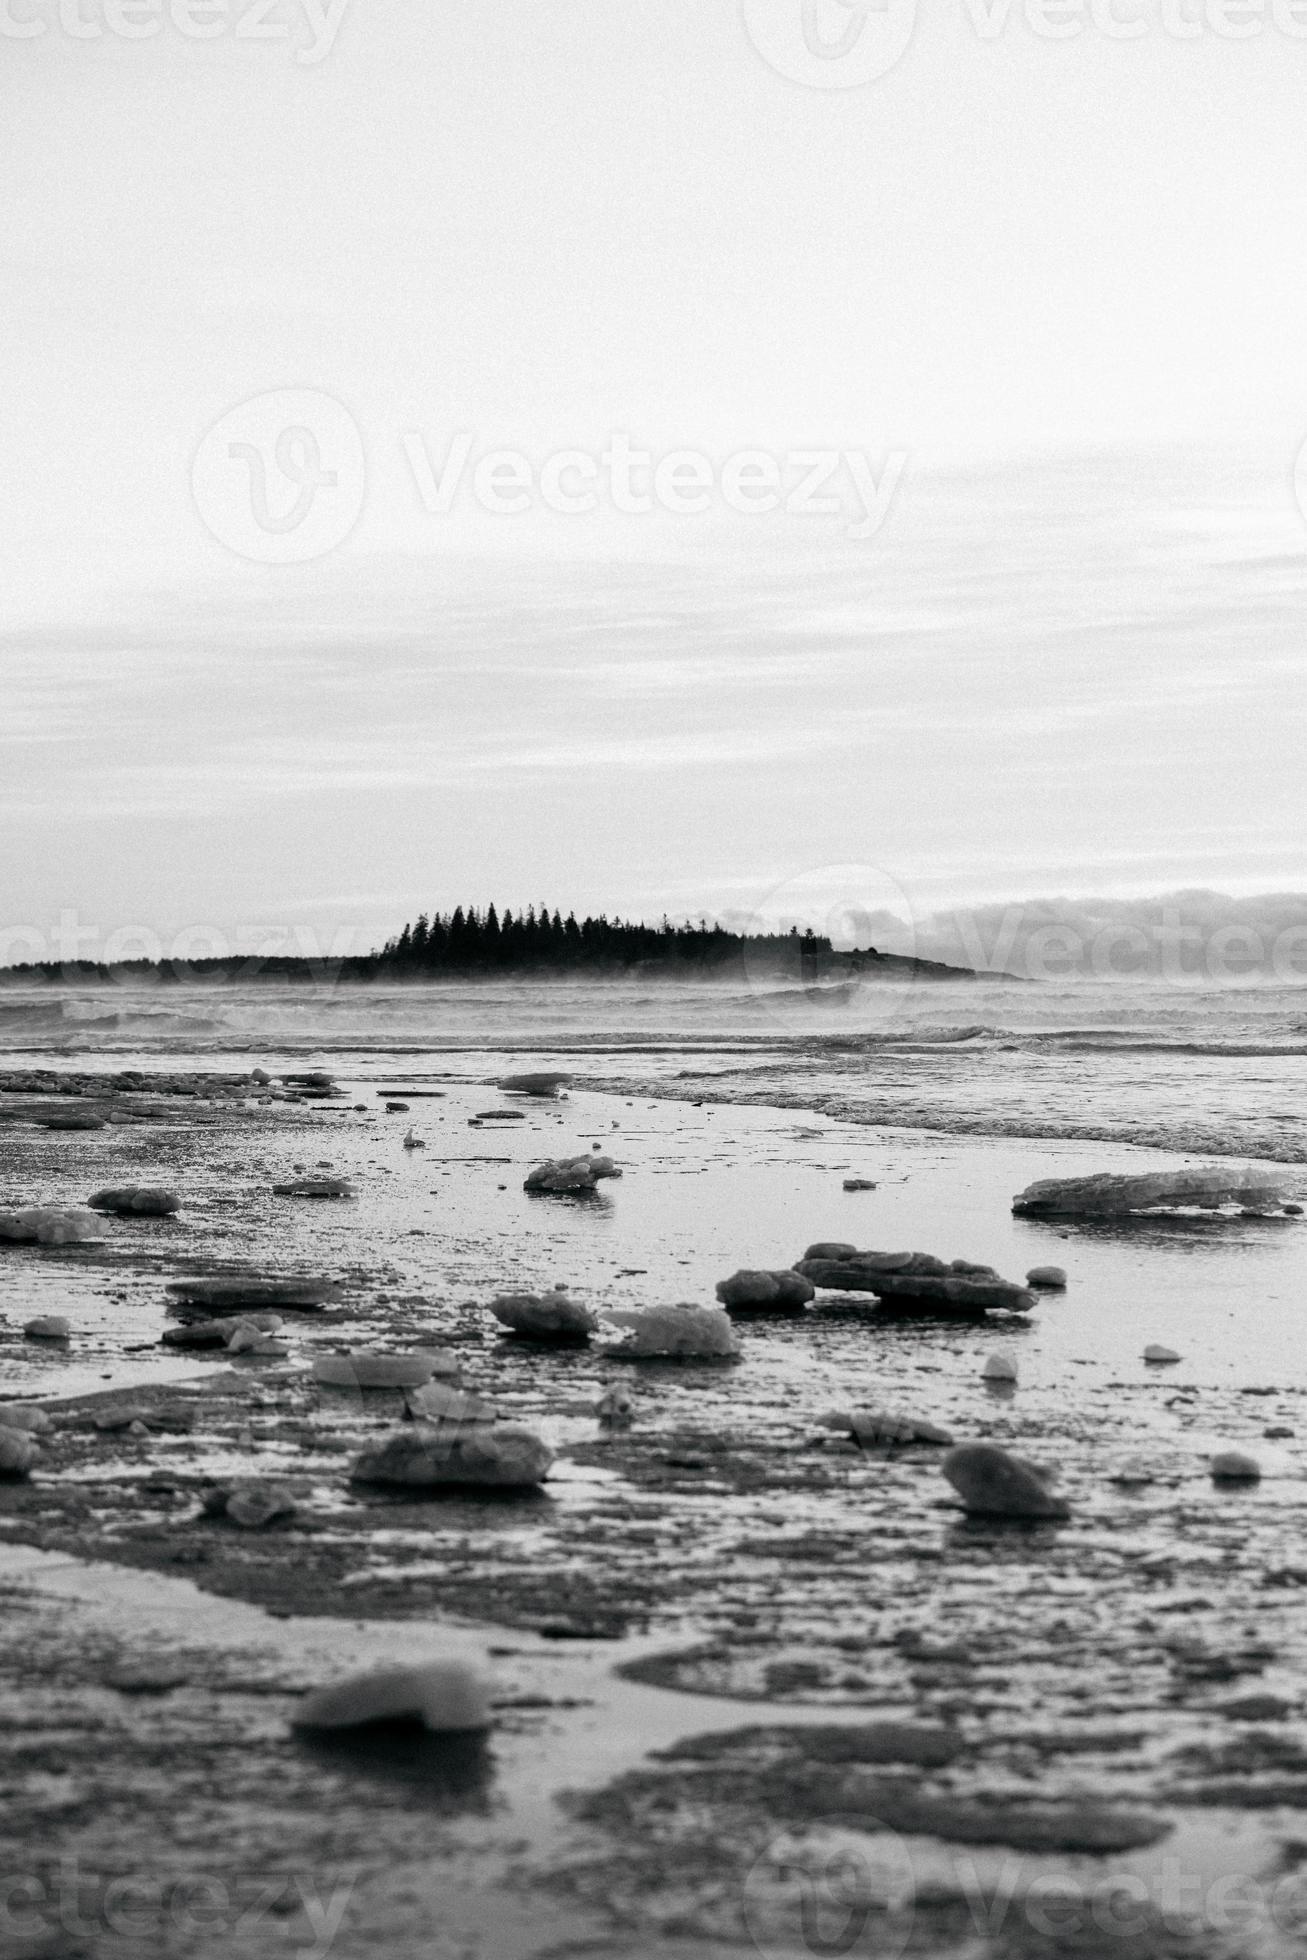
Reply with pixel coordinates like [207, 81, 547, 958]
[0, 948, 1028, 988]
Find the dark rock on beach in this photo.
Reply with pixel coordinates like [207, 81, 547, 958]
[714, 1268, 815, 1311]
[489, 1291, 599, 1342]
[352, 1425, 554, 1490]
[943, 1442, 1070, 1519]
[796, 1249, 1036, 1317]
[1013, 1166, 1287, 1216]
[166, 1275, 344, 1312]
[88, 1186, 182, 1217]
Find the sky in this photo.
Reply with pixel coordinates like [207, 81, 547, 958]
[4, 0, 1307, 959]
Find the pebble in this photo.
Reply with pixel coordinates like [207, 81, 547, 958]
[88, 1187, 181, 1218]
[489, 1292, 599, 1343]
[1211, 1451, 1261, 1484]
[602, 1303, 740, 1360]
[24, 1316, 71, 1342]
[293, 1660, 492, 1734]
[1144, 1345, 1182, 1364]
[352, 1425, 553, 1489]
[0, 1206, 102, 1246]
[714, 1269, 814, 1312]
[406, 1382, 498, 1425]
[0, 1429, 39, 1478]
[1026, 1265, 1067, 1289]
[0, 1406, 53, 1435]
[595, 1385, 635, 1428]
[943, 1443, 1070, 1520]
[524, 1154, 621, 1194]
[982, 1351, 1018, 1382]
[313, 1351, 443, 1390]
[270, 1176, 356, 1199]
[820, 1408, 953, 1448]
[498, 1071, 571, 1097]
[842, 1178, 877, 1192]
[203, 1479, 298, 1528]
[167, 1277, 344, 1311]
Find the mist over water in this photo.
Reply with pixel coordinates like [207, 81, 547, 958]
[2, 974, 1304, 1163]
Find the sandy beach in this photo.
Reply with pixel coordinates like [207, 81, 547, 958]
[1, 1052, 1306, 1957]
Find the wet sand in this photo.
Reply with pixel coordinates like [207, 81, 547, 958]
[2, 1061, 1307, 1957]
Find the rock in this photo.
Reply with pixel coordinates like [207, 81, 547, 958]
[282, 1071, 338, 1095]
[94, 1406, 152, 1432]
[884, 1792, 1168, 1854]
[1285, 1203, 1304, 1216]
[1026, 1265, 1067, 1289]
[0, 1428, 39, 1477]
[1211, 1451, 1261, 1483]
[1144, 1344, 1181, 1364]
[489, 1292, 599, 1343]
[524, 1154, 621, 1194]
[0, 1405, 53, 1435]
[203, 1479, 298, 1527]
[603, 1303, 740, 1361]
[104, 1661, 190, 1695]
[595, 1385, 635, 1427]
[803, 1241, 857, 1260]
[294, 1660, 492, 1734]
[166, 1276, 344, 1311]
[499, 1071, 571, 1097]
[820, 1408, 953, 1448]
[475, 1110, 525, 1121]
[88, 1187, 181, 1217]
[313, 1351, 443, 1390]
[271, 1176, 356, 1199]
[796, 1250, 1036, 1318]
[714, 1269, 815, 1312]
[403, 1130, 425, 1150]
[405, 1382, 498, 1425]
[385, 1101, 409, 1113]
[0, 1206, 102, 1246]
[943, 1443, 1070, 1520]
[352, 1425, 553, 1489]
[40, 1111, 107, 1131]
[24, 1316, 70, 1342]
[842, 1178, 877, 1192]
[982, 1351, 1019, 1382]
[226, 1325, 290, 1357]
[1012, 1166, 1286, 1217]
[162, 1312, 284, 1349]
[251, 1067, 272, 1085]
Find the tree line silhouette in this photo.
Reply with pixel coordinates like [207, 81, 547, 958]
[379, 905, 829, 974]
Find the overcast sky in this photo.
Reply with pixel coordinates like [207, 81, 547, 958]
[4, 1, 1306, 955]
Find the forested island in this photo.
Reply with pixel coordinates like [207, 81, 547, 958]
[0, 904, 1008, 984]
